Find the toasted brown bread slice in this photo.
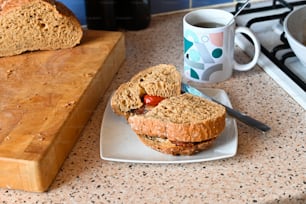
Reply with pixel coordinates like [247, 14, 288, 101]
[111, 64, 181, 118]
[137, 135, 216, 155]
[128, 93, 226, 142]
[130, 64, 181, 97]
[0, 0, 83, 57]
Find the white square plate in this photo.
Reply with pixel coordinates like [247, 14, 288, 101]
[100, 88, 238, 163]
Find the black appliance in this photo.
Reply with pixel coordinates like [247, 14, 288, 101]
[85, 0, 151, 30]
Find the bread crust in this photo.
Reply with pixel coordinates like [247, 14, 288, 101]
[0, 0, 83, 57]
[137, 135, 216, 155]
[128, 94, 226, 142]
[0, 0, 55, 14]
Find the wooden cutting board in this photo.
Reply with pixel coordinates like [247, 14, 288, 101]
[0, 30, 125, 192]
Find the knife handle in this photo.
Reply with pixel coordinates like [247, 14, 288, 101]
[213, 100, 271, 132]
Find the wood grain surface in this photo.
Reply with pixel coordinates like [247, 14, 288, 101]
[0, 30, 125, 192]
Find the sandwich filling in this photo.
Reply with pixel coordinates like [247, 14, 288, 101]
[145, 135, 216, 147]
[139, 135, 217, 155]
[132, 94, 165, 115]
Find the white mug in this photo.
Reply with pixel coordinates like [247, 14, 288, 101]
[183, 9, 260, 83]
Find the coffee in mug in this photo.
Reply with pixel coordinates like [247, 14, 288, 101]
[193, 22, 225, 28]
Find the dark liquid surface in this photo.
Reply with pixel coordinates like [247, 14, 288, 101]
[193, 22, 224, 28]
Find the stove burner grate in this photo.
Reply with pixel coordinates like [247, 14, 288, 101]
[234, 0, 306, 91]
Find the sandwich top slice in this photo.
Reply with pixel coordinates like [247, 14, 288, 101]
[110, 64, 181, 119]
[128, 93, 226, 155]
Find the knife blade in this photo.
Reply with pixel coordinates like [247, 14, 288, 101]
[181, 83, 271, 132]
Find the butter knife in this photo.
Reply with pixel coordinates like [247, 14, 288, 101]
[181, 83, 271, 132]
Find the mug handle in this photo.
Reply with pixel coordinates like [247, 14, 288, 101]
[234, 27, 260, 71]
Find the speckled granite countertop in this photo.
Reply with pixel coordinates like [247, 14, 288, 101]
[1, 8, 305, 204]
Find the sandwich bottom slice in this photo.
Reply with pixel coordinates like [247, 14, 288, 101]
[128, 93, 226, 155]
[137, 135, 217, 156]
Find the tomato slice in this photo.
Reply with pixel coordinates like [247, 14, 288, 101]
[143, 95, 164, 106]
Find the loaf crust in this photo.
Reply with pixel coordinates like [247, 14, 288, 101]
[128, 93, 226, 142]
[137, 135, 216, 155]
[110, 64, 181, 118]
[0, 0, 83, 57]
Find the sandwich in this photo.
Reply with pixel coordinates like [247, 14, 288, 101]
[128, 93, 226, 155]
[110, 64, 226, 155]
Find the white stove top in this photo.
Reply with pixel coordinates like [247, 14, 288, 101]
[232, 0, 306, 109]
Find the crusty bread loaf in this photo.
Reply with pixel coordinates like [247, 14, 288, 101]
[111, 64, 181, 118]
[137, 135, 216, 155]
[0, 0, 83, 57]
[128, 93, 226, 142]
